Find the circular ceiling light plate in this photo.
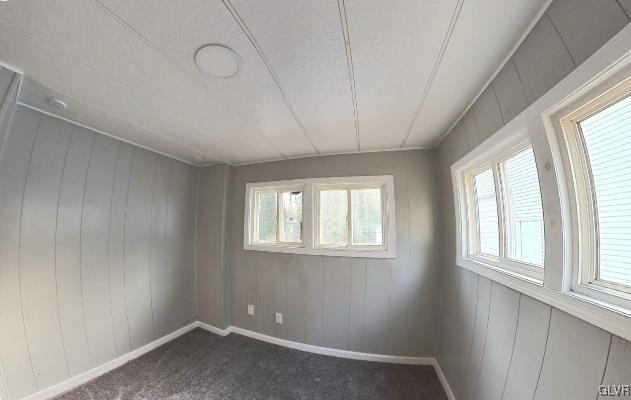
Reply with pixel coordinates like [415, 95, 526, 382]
[47, 97, 68, 110]
[195, 44, 242, 79]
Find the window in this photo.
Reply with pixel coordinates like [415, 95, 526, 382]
[244, 176, 395, 258]
[471, 168, 499, 257]
[316, 186, 385, 249]
[252, 189, 303, 245]
[451, 36, 631, 343]
[459, 133, 545, 281]
[558, 74, 631, 305]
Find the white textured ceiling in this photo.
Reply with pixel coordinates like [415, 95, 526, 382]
[0, 0, 547, 165]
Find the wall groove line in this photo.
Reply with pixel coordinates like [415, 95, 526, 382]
[499, 294, 522, 400]
[52, 128, 74, 376]
[16, 114, 43, 390]
[78, 134, 96, 366]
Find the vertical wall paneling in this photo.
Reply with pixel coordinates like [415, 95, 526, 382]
[124, 149, 158, 349]
[462, 277, 492, 399]
[348, 258, 366, 352]
[149, 157, 171, 337]
[81, 135, 119, 366]
[20, 116, 71, 388]
[512, 14, 575, 102]
[322, 257, 351, 350]
[473, 285, 520, 400]
[304, 256, 324, 346]
[56, 128, 95, 374]
[0, 107, 40, 399]
[0, 106, 199, 399]
[500, 297, 551, 400]
[108, 143, 134, 355]
[492, 60, 528, 124]
[546, 0, 628, 66]
[533, 310, 610, 400]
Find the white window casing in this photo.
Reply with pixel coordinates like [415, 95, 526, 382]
[244, 175, 396, 258]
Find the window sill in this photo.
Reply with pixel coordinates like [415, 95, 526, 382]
[244, 243, 396, 259]
[456, 257, 631, 343]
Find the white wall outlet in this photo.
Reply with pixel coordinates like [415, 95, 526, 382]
[275, 312, 283, 324]
[247, 304, 255, 316]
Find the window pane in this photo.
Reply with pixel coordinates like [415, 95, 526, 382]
[351, 188, 383, 245]
[502, 147, 545, 266]
[256, 191, 277, 243]
[473, 169, 499, 256]
[579, 94, 631, 286]
[319, 190, 348, 246]
[279, 191, 302, 243]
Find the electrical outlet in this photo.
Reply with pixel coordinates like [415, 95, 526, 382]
[248, 304, 255, 316]
[275, 312, 283, 324]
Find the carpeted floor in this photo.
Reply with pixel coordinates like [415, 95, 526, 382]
[54, 328, 447, 399]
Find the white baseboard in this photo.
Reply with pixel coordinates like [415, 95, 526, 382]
[18, 322, 198, 400]
[16, 321, 456, 400]
[197, 321, 231, 336]
[228, 325, 433, 365]
[431, 359, 456, 400]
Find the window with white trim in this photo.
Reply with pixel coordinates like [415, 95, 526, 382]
[316, 185, 385, 250]
[244, 176, 396, 258]
[557, 74, 631, 307]
[459, 133, 545, 281]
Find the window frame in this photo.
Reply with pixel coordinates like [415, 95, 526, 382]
[250, 186, 305, 247]
[314, 183, 388, 251]
[552, 67, 631, 310]
[450, 24, 631, 343]
[244, 175, 396, 258]
[456, 131, 545, 283]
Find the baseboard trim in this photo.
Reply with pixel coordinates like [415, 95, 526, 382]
[431, 359, 456, 400]
[18, 322, 198, 400]
[229, 325, 432, 365]
[17, 321, 456, 400]
[196, 321, 231, 336]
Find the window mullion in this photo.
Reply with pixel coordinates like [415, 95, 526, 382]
[276, 191, 280, 244]
[492, 163, 506, 261]
[347, 188, 352, 248]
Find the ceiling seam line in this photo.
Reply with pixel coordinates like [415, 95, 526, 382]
[336, 0, 361, 152]
[88, 0, 287, 160]
[220, 0, 321, 154]
[399, 0, 465, 149]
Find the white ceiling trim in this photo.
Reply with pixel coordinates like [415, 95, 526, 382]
[399, 0, 464, 149]
[433, 0, 554, 147]
[336, 0, 360, 151]
[89, 0, 287, 159]
[221, 0, 320, 154]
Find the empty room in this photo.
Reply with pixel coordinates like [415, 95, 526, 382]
[1, 0, 630, 399]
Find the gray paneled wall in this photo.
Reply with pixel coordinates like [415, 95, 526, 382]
[435, 0, 631, 399]
[221, 150, 441, 356]
[197, 164, 233, 329]
[0, 106, 199, 400]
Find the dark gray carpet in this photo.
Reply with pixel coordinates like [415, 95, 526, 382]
[54, 328, 447, 399]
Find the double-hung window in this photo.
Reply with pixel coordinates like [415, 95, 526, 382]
[458, 133, 545, 282]
[245, 176, 395, 258]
